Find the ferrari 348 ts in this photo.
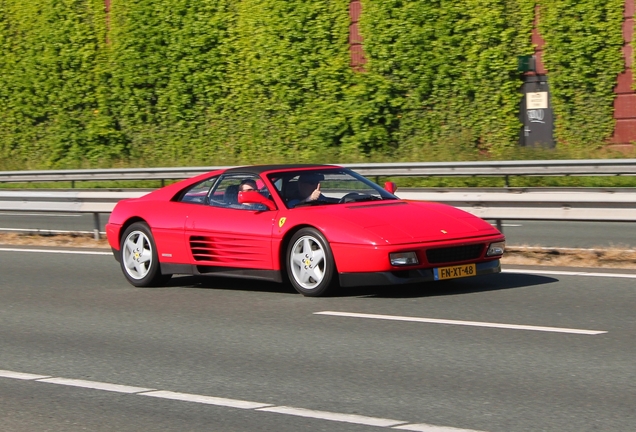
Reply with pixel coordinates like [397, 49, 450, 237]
[106, 165, 505, 296]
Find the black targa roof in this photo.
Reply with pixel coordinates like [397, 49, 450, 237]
[223, 164, 341, 175]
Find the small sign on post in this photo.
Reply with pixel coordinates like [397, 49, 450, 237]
[520, 76, 554, 148]
[526, 92, 548, 110]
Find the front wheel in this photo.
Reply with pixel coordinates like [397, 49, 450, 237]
[286, 228, 337, 297]
[120, 222, 171, 287]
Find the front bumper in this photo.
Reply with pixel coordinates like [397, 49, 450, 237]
[338, 259, 501, 287]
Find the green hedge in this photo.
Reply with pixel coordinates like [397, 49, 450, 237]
[358, 0, 536, 158]
[0, 0, 124, 169]
[107, 0, 233, 163]
[206, 0, 353, 164]
[0, 0, 628, 170]
[538, 0, 625, 148]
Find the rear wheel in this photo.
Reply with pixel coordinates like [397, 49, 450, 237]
[286, 228, 336, 297]
[120, 222, 171, 287]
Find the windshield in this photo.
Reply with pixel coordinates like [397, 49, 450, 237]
[267, 168, 399, 209]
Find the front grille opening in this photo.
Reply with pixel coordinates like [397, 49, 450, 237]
[426, 244, 484, 264]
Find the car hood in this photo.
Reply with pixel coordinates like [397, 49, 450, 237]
[323, 200, 499, 244]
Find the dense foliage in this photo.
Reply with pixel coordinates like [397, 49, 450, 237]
[0, 0, 629, 170]
[208, 0, 353, 164]
[0, 0, 118, 168]
[358, 0, 536, 157]
[538, 0, 625, 148]
[107, 0, 234, 163]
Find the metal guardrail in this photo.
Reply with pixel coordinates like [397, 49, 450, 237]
[348, 159, 636, 178]
[0, 160, 634, 239]
[0, 190, 147, 239]
[399, 189, 636, 232]
[1, 159, 635, 187]
[1, 188, 635, 240]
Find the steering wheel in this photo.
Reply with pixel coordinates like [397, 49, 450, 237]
[338, 192, 364, 203]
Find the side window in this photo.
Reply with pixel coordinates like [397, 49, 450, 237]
[177, 177, 218, 204]
[210, 174, 270, 210]
[268, 175, 295, 204]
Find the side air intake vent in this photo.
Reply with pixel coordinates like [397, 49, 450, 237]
[190, 236, 215, 261]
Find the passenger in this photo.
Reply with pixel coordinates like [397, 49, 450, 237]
[288, 173, 325, 207]
[236, 179, 260, 208]
[239, 179, 258, 192]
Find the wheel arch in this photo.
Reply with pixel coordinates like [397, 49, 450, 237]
[118, 219, 171, 287]
[278, 224, 339, 277]
[118, 217, 150, 247]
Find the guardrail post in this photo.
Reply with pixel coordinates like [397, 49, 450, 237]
[93, 213, 101, 240]
[496, 219, 503, 234]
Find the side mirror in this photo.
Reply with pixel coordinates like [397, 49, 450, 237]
[238, 191, 276, 211]
[384, 181, 397, 194]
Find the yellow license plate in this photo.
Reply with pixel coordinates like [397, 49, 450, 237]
[434, 263, 476, 280]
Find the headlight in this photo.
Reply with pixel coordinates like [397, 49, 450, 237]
[390, 252, 419, 266]
[486, 241, 505, 256]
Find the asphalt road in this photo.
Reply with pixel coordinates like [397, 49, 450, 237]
[1, 248, 635, 431]
[1, 212, 636, 249]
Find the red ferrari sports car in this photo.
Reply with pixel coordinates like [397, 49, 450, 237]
[106, 164, 505, 296]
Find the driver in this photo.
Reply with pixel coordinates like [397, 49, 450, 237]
[287, 173, 325, 207]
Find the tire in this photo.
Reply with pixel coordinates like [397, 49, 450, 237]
[286, 228, 337, 297]
[119, 222, 171, 287]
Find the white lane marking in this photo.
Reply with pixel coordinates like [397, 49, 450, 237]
[37, 377, 154, 394]
[315, 311, 606, 335]
[256, 406, 406, 428]
[0, 369, 487, 432]
[142, 390, 273, 409]
[503, 268, 636, 279]
[0, 213, 82, 217]
[508, 246, 636, 253]
[0, 247, 111, 255]
[394, 424, 486, 431]
[0, 369, 51, 380]
[0, 227, 99, 235]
